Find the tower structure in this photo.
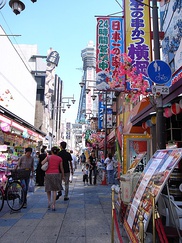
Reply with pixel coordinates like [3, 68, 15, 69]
[77, 41, 97, 123]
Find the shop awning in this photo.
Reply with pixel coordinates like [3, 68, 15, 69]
[0, 105, 46, 137]
[123, 99, 150, 133]
[131, 76, 182, 126]
[98, 129, 115, 149]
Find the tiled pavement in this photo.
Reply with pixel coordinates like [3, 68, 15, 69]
[0, 166, 129, 243]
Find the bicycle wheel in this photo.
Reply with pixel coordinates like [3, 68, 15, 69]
[0, 188, 4, 211]
[6, 181, 25, 211]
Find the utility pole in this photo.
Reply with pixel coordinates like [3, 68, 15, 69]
[152, 0, 166, 149]
[104, 91, 108, 159]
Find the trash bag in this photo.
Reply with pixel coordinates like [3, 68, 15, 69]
[28, 178, 35, 192]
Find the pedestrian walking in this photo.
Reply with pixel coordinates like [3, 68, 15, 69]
[36, 148, 47, 186]
[104, 153, 115, 184]
[16, 147, 34, 208]
[88, 150, 97, 185]
[57, 141, 73, 201]
[82, 163, 89, 186]
[41, 146, 64, 211]
[80, 152, 86, 167]
[34, 151, 39, 173]
[69, 150, 77, 183]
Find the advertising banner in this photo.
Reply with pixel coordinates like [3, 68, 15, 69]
[124, 0, 152, 90]
[123, 134, 151, 173]
[124, 148, 182, 242]
[96, 16, 124, 91]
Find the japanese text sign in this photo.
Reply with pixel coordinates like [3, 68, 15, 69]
[96, 17, 124, 91]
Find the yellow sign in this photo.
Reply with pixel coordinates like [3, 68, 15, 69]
[125, 0, 152, 77]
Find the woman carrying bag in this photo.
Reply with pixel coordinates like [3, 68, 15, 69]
[41, 146, 65, 211]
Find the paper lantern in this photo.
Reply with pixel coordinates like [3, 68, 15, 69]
[0, 122, 10, 132]
[151, 116, 156, 125]
[146, 119, 152, 127]
[171, 103, 181, 115]
[179, 99, 182, 109]
[142, 122, 148, 130]
[163, 107, 172, 118]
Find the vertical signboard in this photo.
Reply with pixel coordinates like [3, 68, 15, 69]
[124, 0, 152, 90]
[66, 122, 71, 140]
[86, 68, 95, 112]
[103, 108, 113, 129]
[98, 94, 104, 130]
[96, 17, 124, 91]
[98, 93, 113, 130]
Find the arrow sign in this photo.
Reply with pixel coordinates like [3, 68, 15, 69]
[147, 60, 172, 85]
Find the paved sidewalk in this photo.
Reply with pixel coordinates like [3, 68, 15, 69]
[0, 166, 128, 243]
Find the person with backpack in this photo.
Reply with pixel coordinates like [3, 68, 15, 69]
[80, 152, 86, 167]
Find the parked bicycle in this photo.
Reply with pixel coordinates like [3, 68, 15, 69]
[0, 169, 30, 212]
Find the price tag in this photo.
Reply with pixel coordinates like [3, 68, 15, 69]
[152, 85, 169, 95]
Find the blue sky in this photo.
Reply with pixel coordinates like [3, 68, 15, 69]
[0, 0, 122, 121]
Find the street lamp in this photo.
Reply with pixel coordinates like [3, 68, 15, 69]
[79, 79, 96, 89]
[79, 77, 113, 159]
[62, 95, 76, 105]
[51, 95, 76, 147]
[0, 0, 38, 15]
[104, 91, 108, 159]
[9, 0, 25, 15]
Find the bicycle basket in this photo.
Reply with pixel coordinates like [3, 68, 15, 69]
[11, 169, 31, 180]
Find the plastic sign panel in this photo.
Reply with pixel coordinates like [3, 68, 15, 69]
[124, 148, 182, 243]
[128, 152, 147, 172]
[147, 60, 172, 84]
[151, 85, 169, 95]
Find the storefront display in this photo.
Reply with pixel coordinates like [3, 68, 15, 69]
[123, 148, 182, 242]
[120, 152, 147, 204]
[123, 134, 151, 174]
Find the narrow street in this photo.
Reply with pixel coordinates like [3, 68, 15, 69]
[0, 166, 127, 243]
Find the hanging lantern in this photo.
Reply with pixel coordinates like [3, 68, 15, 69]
[151, 116, 156, 125]
[179, 99, 182, 109]
[142, 122, 148, 130]
[0, 122, 10, 132]
[171, 103, 181, 115]
[146, 119, 152, 127]
[163, 107, 172, 118]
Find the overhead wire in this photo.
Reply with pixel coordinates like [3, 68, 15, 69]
[115, 0, 123, 10]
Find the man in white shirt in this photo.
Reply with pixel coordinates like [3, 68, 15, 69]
[104, 153, 116, 184]
[69, 150, 77, 182]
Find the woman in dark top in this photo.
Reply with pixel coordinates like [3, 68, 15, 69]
[36, 148, 47, 186]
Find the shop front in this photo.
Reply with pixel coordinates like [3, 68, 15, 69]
[98, 129, 116, 157]
[0, 109, 46, 181]
[131, 66, 182, 148]
[129, 66, 182, 205]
